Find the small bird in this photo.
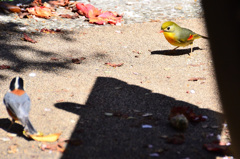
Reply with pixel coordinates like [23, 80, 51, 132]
[3, 77, 37, 134]
[160, 21, 208, 54]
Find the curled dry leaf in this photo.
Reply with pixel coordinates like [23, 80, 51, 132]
[105, 63, 124, 67]
[22, 33, 37, 43]
[0, 65, 10, 69]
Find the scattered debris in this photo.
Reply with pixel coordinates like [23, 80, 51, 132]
[72, 57, 86, 64]
[105, 112, 113, 116]
[29, 72, 36, 77]
[0, 137, 10, 142]
[188, 77, 206, 81]
[142, 124, 153, 128]
[149, 153, 160, 157]
[40, 28, 62, 34]
[7, 144, 19, 154]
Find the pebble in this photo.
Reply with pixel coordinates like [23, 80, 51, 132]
[0, 0, 203, 32]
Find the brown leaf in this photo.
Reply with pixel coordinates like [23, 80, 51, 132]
[72, 57, 86, 64]
[0, 65, 10, 69]
[22, 33, 37, 43]
[188, 77, 206, 81]
[105, 63, 123, 67]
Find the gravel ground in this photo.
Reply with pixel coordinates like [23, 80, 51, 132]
[0, 0, 203, 31]
[0, 1, 231, 159]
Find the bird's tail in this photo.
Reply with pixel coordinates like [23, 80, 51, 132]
[22, 117, 37, 134]
[199, 34, 209, 39]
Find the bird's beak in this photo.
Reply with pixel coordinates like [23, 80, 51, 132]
[159, 30, 164, 33]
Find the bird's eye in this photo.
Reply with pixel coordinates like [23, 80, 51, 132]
[167, 27, 170, 30]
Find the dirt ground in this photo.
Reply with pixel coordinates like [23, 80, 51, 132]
[0, 18, 229, 158]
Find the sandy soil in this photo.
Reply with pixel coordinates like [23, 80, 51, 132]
[0, 18, 228, 158]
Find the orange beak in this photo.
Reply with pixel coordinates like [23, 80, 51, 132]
[159, 30, 164, 33]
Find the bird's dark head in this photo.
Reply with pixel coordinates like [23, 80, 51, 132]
[9, 76, 24, 91]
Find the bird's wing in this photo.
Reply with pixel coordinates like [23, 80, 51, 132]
[3, 92, 31, 119]
[177, 28, 199, 43]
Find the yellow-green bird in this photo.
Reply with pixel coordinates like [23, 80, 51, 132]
[160, 21, 208, 54]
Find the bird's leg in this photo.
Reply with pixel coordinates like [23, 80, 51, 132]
[188, 44, 193, 57]
[7, 119, 15, 131]
[168, 46, 179, 54]
[173, 46, 180, 51]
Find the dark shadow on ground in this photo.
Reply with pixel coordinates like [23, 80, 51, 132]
[0, 22, 76, 78]
[55, 77, 225, 159]
[0, 118, 31, 139]
[151, 47, 202, 56]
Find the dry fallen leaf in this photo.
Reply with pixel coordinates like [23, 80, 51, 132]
[76, 2, 122, 25]
[22, 33, 37, 43]
[27, 132, 61, 142]
[27, 6, 52, 19]
[105, 62, 124, 67]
